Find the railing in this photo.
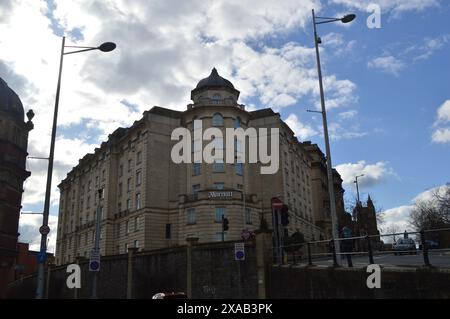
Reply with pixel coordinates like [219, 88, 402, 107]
[278, 227, 450, 268]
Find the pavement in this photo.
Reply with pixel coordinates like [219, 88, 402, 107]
[294, 251, 450, 268]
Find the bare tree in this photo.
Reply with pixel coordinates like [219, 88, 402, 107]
[384, 224, 400, 242]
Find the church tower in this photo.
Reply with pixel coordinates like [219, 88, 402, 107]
[0, 77, 34, 298]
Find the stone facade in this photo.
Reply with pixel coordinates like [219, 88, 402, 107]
[0, 78, 33, 297]
[55, 68, 344, 265]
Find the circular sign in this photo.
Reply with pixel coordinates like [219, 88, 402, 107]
[39, 225, 50, 235]
[241, 229, 252, 240]
[90, 260, 100, 271]
[235, 251, 244, 260]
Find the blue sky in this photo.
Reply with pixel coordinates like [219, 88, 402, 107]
[1, 0, 449, 251]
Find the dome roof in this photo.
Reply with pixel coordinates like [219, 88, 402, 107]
[195, 68, 235, 90]
[0, 77, 24, 122]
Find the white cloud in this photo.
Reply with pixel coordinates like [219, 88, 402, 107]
[381, 184, 449, 234]
[18, 214, 58, 254]
[380, 205, 412, 233]
[431, 100, 450, 144]
[412, 34, 450, 61]
[367, 55, 405, 76]
[330, 0, 440, 16]
[435, 100, 450, 124]
[284, 114, 318, 140]
[336, 160, 394, 188]
[338, 110, 357, 120]
[432, 128, 450, 144]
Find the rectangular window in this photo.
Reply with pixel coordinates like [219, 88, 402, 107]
[134, 240, 139, 249]
[235, 163, 243, 175]
[128, 159, 132, 171]
[136, 170, 142, 186]
[187, 208, 196, 224]
[165, 224, 171, 239]
[127, 178, 132, 192]
[126, 220, 132, 234]
[127, 199, 131, 210]
[192, 184, 200, 200]
[102, 169, 106, 181]
[193, 163, 201, 176]
[134, 216, 139, 231]
[124, 243, 128, 253]
[119, 164, 123, 177]
[135, 193, 141, 210]
[215, 207, 225, 222]
[118, 183, 122, 196]
[214, 182, 224, 190]
[237, 184, 243, 190]
[136, 151, 142, 164]
[213, 160, 224, 173]
[245, 208, 252, 224]
[95, 176, 99, 186]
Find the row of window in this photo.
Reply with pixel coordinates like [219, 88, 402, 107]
[186, 207, 252, 225]
[119, 151, 142, 176]
[196, 114, 241, 128]
[192, 162, 243, 175]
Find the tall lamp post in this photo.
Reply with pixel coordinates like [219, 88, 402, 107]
[311, 9, 355, 264]
[354, 174, 364, 204]
[35, 37, 116, 299]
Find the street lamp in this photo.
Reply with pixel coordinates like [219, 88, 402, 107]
[311, 9, 356, 265]
[35, 36, 116, 299]
[354, 174, 365, 204]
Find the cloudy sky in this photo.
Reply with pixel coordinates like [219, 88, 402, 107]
[1, 0, 449, 253]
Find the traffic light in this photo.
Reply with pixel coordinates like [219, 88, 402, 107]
[222, 216, 229, 231]
[280, 204, 289, 226]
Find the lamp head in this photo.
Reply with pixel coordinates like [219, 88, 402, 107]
[341, 14, 356, 23]
[98, 42, 116, 52]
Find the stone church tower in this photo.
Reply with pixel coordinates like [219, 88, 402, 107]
[0, 77, 34, 298]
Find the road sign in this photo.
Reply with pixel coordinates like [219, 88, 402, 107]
[89, 249, 100, 272]
[271, 197, 283, 210]
[234, 242, 245, 261]
[39, 225, 50, 235]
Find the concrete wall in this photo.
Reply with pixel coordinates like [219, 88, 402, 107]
[269, 265, 450, 299]
[7, 240, 257, 299]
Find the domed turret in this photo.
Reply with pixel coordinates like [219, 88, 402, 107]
[0, 77, 25, 122]
[190, 68, 240, 106]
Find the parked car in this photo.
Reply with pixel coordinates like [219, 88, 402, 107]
[393, 238, 417, 255]
[152, 292, 188, 299]
[419, 240, 439, 250]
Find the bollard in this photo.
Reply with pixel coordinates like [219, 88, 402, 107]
[307, 242, 313, 266]
[366, 235, 374, 264]
[330, 239, 338, 267]
[420, 230, 431, 267]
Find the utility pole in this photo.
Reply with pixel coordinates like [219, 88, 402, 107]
[91, 188, 103, 299]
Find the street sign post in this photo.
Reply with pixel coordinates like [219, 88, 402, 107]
[89, 249, 100, 272]
[234, 242, 245, 261]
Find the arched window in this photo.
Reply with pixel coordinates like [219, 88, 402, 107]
[212, 113, 224, 126]
[234, 117, 241, 128]
[212, 93, 221, 101]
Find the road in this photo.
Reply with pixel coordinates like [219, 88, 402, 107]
[296, 251, 450, 268]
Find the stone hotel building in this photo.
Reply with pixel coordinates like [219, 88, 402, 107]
[55, 68, 347, 265]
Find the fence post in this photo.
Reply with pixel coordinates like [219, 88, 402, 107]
[420, 230, 431, 267]
[366, 235, 374, 264]
[330, 239, 338, 267]
[307, 242, 313, 266]
[127, 247, 138, 299]
[186, 237, 199, 299]
[255, 229, 273, 299]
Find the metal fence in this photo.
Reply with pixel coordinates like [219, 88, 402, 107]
[279, 227, 450, 268]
